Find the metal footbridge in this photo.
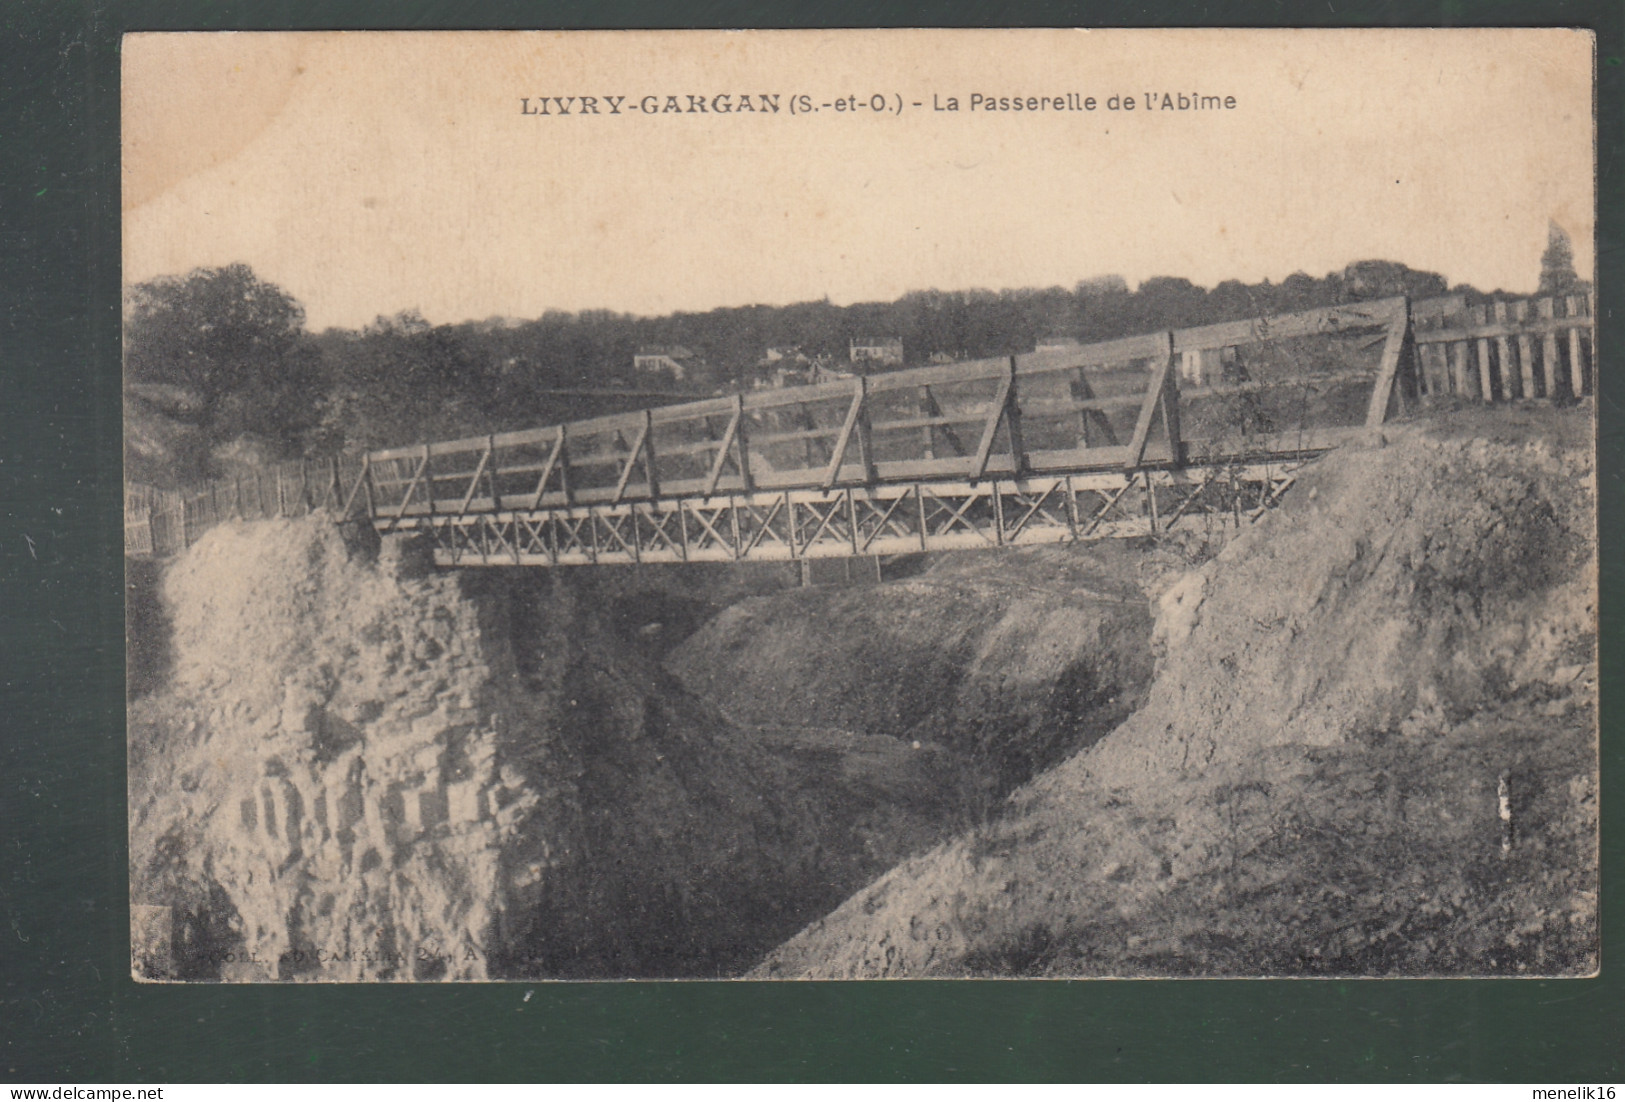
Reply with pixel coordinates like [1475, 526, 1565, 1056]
[127, 291, 1595, 567]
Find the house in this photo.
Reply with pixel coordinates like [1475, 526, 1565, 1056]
[632, 345, 698, 381]
[763, 345, 803, 363]
[809, 359, 854, 385]
[848, 337, 903, 366]
[756, 366, 805, 389]
[756, 355, 854, 389]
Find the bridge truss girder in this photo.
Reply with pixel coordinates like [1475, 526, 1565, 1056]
[390, 463, 1304, 568]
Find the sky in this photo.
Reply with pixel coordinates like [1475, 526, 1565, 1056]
[123, 29, 1595, 332]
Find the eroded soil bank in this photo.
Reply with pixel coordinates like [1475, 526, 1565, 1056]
[668, 540, 1168, 796]
[755, 406, 1597, 977]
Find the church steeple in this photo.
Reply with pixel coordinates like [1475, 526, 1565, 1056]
[1539, 220, 1580, 296]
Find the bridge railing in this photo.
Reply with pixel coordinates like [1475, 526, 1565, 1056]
[129, 290, 1592, 557]
[355, 296, 1416, 524]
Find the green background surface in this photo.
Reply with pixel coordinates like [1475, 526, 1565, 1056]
[3, 0, 1620, 1082]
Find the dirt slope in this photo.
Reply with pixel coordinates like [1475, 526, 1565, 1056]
[754, 406, 1597, 977]
[669, 539, 1170, 794]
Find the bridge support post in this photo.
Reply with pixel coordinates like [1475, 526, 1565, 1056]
[613, 411, 656, 503]
[970, 359, 1019, 484]
[824, 377, 871, 490]
[1005, 357, 1027, 477]
[1365, 298, 1415, 427]
[484, 434, 500, 511]
[1126, 332, 1177, 469]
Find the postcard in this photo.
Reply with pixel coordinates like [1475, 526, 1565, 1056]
[123, 28, 1596, 981]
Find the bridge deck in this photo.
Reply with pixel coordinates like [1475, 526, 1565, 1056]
[355, 298, 1411, 565]
[395, 465, 1311, 568]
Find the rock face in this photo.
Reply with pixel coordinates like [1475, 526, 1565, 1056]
[127, 518, 979, 980]
[131, 519, 541, 980]
[755, 407, 1598, 978]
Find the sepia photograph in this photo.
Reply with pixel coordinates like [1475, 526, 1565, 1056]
[121, 28, 1597, 982]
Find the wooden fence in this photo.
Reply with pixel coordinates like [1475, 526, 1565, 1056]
[125, 458, 368, 558]
[1411, 292, 1594, 402]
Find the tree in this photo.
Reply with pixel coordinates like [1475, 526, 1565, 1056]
[124, 264, 320, 460]
[1340, 260, 1447, 303]
[1538, 221, 1581, 296]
